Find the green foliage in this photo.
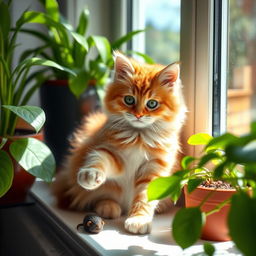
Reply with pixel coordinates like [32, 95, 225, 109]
[228, 193, 256, 256]
[10, 138, 55, 182]
[172, 207, 205, 249]
[203, 243, 215, 256]
[3, 105, 45, 133]
[0, 1, 58, 197]
[0, 150, 14, 197]
[147, 176, 182, 203]
[187, 133, 212, 146]
[21, 0, 147, 97]
[147, 122, 256, 253]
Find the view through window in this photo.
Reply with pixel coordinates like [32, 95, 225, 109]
[227, 0, 256, 135]
[144, 0, 181, 65]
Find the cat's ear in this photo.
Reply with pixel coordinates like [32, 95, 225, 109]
[113, 51, 135, 83]
[157, 63, 180, 88]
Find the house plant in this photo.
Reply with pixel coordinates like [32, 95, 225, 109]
[148, 122, 256, 256]
[19, 0, 152, 165]
[0, 0, 75, 204]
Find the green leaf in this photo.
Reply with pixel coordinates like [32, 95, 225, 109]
[0, 138, 7, 150]
[10, 138, 55, 182]
[244, 164, 256, 181]
[204, 243, 215, 256]
[2, 105, 45, 133]
[228, 192, 256, 256]
[70, 31, 88, 52]
[0, 1, 11, 39]
[128, 51, 155, 64]
[76, 8, 89, 35]
[172, 207, 204, 249]
[45, 0, 60, 22]
[0, 150, 14, 197]
[198, 152, 221, 168]
[69, 70, 90, 98]
[111, 29, 144, 49]
[188, 133, 212, 146]
[206, 133, 238, 151]
[17, 57, 76, 77]
[213, 162, 227, 179]
[251, 122, 256, 135]
[89, 35, 112, 64]
[226, 141, 256, 164]
[147, 176, 182, 202]
[187, 179, 203, 193]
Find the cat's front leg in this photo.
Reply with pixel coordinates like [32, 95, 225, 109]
[124, 160, 170, 234]
[77, 148, 123, 190]
[124, 185, 158, 234]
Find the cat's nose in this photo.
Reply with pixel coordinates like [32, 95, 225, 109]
[135, 114, 143, 119]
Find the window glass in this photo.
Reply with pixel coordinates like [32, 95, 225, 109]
[144, 0, 181, 65]
[227, 0, 256, 135]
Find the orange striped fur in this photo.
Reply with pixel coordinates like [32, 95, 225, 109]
[52, 52, 187, 234]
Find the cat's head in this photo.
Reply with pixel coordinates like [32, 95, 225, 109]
[104, 52, 185, 129]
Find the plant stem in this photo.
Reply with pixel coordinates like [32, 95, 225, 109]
[205, 198, 231, 217]
[198, 190, 215, 208]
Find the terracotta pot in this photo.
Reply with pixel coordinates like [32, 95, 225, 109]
[0, 130, 43, 206]
[184, 185, 236, 241]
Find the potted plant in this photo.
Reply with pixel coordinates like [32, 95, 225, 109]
[0, 0, 75, 204]
[19, 0, 152, 165]
[148, 122, 256, 256]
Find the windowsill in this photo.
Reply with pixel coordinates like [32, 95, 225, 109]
[31, 181, 242, 256]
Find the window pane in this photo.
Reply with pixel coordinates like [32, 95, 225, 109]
[144, 0, 181, 65]
[227, 0, 256, 135]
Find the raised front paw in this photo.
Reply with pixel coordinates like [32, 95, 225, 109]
[124, 216, 152, 234]
[77, 167, 106, 190]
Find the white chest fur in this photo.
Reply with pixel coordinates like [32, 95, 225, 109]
[115, 145, 148, 212]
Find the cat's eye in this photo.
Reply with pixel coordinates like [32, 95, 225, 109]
[146, 99, 159, 110]
[124, 95, 135, 106]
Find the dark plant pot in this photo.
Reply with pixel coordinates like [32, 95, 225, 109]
[184, 185, 236, 241]
[0, 131, 44, 206]
[40, 80, 100, 167]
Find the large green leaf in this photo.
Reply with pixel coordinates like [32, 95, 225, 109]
[69, 70, 90, 98]
[71, 32, 88, 52]
[187, 179, 203, 193]
[187, 133, 212, 146]
[16, 57, 76, 77]
[205, 133, 238, 151]
[228, 193, 256, 256]
[131, 51, 155, 64]
[3, 105, 45, 133]
[10, 138, 55, 182]
[198, 152, 221, 168]
[172, 207, 205, 249]
[0, 150, 14, 197]
[88, 35, 112, 64]
[76, 8, 89, 35]
[226, 141, 256, 164]
[147, 176, 182, 202]
[0, 1, 11, 39]
[181, 155, 196, 169]
[45, 0, 60, 22]
[111, 29, 144, 49]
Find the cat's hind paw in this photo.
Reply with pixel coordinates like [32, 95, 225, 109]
[77, 167, 106, 190]
[124, 216, 152, 234]
[95, 199, 122, 219]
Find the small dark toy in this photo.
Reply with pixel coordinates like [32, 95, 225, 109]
[77, 213, 105, 234]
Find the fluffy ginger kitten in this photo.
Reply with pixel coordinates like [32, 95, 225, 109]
[52, 52, 187, 234]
